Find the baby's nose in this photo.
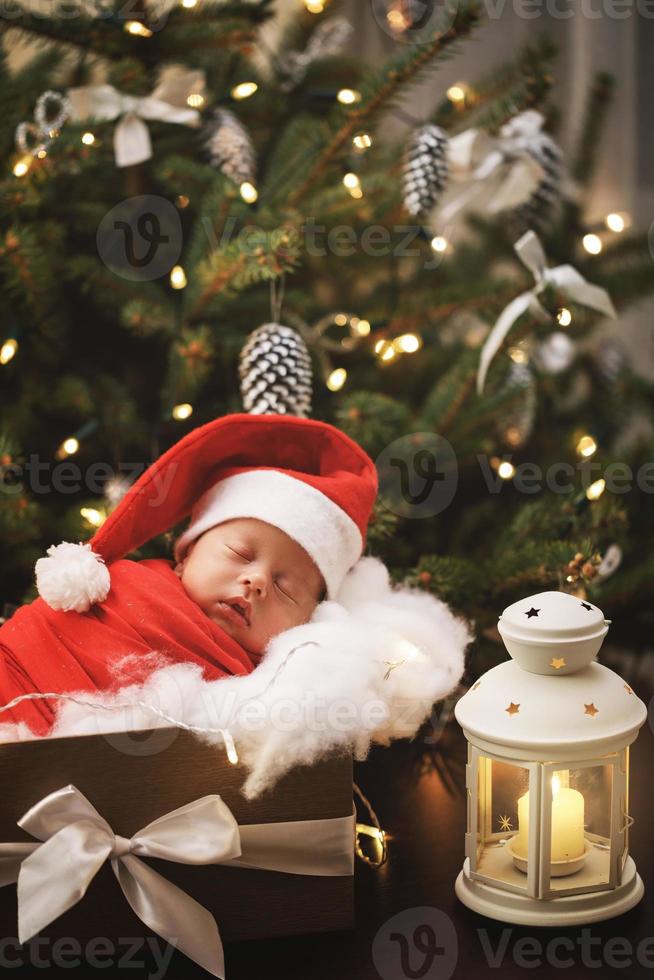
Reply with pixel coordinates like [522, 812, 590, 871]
[241, 568, 268, 596]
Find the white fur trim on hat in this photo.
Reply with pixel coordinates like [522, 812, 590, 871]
[174, 470, 362, 600]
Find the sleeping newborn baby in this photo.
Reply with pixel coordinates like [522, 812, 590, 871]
[0, 412, 377, 738]
[174, 517, 327, 655]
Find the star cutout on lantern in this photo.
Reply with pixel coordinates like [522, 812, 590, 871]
[525, 607, 540, 618]
[624, 684, 633, 695]
[550, 657, 566, 670]
[581, 602, 592, 610]
[584, 702, 599, 716]
[505, 702, 520, 716]
[499, 815, 513, 831]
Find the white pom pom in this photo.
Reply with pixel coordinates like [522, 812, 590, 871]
[35, 541, 111, 613]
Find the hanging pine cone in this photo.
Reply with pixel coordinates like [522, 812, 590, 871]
[402, 124, 448, 218]
[204, 108, 255, 187]
[239, 323, 313, 417]
[511, 132, 563, 235]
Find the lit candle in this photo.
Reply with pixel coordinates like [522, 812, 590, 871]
[513, 773, 585, 863]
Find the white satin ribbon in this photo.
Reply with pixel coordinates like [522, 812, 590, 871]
[477, 230, 617, 394]
[0, 784, 355, 978]
[68, 76, 201, 167]
[433, 110, 549, 229]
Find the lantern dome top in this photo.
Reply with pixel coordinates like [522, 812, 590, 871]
[454, 659, 647, 755]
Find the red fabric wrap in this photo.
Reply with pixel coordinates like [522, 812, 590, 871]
[0, 558, 258, 738]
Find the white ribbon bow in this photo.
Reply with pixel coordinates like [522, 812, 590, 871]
[0, 784, 355, 978]
[477, 230, 617, 394]
[68, 76, 201, 167]
[433, 110, 551, 230]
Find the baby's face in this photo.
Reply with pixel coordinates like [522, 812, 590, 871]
[175, 517, 326, 655]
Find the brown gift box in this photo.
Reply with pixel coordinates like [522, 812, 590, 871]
[0, 725, 354, 950]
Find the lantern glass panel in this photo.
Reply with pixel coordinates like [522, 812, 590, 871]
[541, 762, 614, 896]
[473, 755, 533, 894]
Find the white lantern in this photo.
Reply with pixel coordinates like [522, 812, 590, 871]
[454, 591, 647, 926]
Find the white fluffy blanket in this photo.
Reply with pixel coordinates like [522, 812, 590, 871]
[0, 558, 473, 798]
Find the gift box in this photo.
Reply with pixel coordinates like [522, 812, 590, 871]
[0, 725, 355, 975]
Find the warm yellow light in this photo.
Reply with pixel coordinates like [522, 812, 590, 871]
[326, 367, 347, 391]
[36, 149, 47, 159]
[552, 774, 561, 796]
[352, 133, 372, 151]
[387, 8, 409, 30]
[176, 194, 190, 209]
[0, 339, 18, 365]
[304, 0, 325, 12]
[170, 265, 187, 289]
[231, 81, 258, 100]
[240, 181, 258, 203]
[172, 403, 193, 420]
[81, 132, 96, 145]
[606, 212, 627, 233]
[124, 20, 153, 36]
[556, 307, 572, 327]
[354, 318, 371, 336]
[181, 0, 197, 7]
[343, 172, 360, 190]
[13, 156, 31, 178]
[186, 93, 205, 108]
[509, 347, 528, 364]
[394, 333, 421, 353]
[582, 233, 602, 255]
[498, 461, 515, 480]
[430, 235, 448, 253]
[60, 437, 80, 457]
[337, 88, 361, 105]
[576, 435, 597, 458]
[80, 507, 105, 528]
[348, 185, 363, 199]
[334, 313, 348, 326]
[447, 84, 467, 104]
[586, 478, 606, 501]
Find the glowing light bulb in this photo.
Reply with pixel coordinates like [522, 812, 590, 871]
[172, 403, 193, 420]
[352, 133, 372, 151]
[394, 333, 421, 353]
[586, 478, 606, 501]
[582, 233, 602, 255]
[170, 265, 187, 289]
[353, 318, 370, 336]
[498, 461, 515, 480]
[13, 156, 31, 178]
[334, 313, 348, 326]
[60, 437, 80, 457]
[552, 774, 561, 796]
[181, 0, 197, 7]
[80, 507, 105, 528]
[349, 185, 363, 199]
[430, 235, 448, 253]
[447, 84, 467, 105]
[176, 194, 190, 209]
[240, 181, 258, 203]
[387, 8, 409, 31]
[186, 93, 205, 108]
[509, 347, 528, 364]
[304, 0, 324, 11]
[606, 212, 628, 233]
[576, 435, 597, 458]
[81, 132, 96, 145]
[343, 172, 360, 190]
[124, 20, 153, 36]
[327, 367, 347, 391]
[231, 81, 258, 100]
[337, 88, 361, 105]
[556, 307, 572, 327]
[0, 339, 18, 365]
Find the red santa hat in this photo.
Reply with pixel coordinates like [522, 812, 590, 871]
[35, 413, 378, 613]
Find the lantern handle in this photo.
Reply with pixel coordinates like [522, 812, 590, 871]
[619, 812, 635, 834]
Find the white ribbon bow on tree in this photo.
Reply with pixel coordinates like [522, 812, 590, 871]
[68, 72, 202, 168]
[477, 230, 617, 394]
[432, 110, 551, 230]
[0, 784, 355, 978]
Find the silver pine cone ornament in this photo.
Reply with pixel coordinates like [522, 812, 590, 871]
[204, 108, 256, 187]
[512, 132, 563, 234]
[239, 323, 313, 417]
[402, 124, 449, 218]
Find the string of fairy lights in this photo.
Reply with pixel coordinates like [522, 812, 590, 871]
[2, 0, 629, 522]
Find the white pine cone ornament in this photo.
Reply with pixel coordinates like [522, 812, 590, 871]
[512, 132, 563, 234]
[204, 108, 256, 187]
[239, 323, 313, 417]
[402, 124, 448, 218]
